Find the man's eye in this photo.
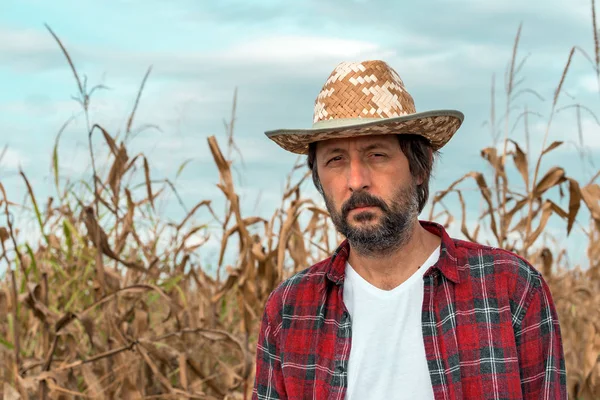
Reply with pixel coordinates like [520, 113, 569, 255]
[327, 156, 342, 164]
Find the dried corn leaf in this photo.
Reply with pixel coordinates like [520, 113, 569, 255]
[481, 147, 505, 174]
[107, 144, 129, 196]
[432, 172, 498, 243]
[289, 220, 308, 271]
[505, 198, 531, 227]
[472, 224, 481, 242]
[176, 200, 212, 231]
[79, 315, 95, 348]
[533, 167, 566, 197]
[581, 184, 600, 222]
[470, 172, 500, 244]
[251, 240, 267, 262]
[541, 140, 564, 156]
[304, 211, 322, 238]
[115, 189, 135, 254]
[3, 383, 21, 400]
[218, 217, 266, 267]
[456, 191, 477, 243]
[82, 363, 105, 399]
[512, 201, 543, 233]
[584, 323, 599, 378]
[55, 311, 77, 332]
[547, 199, 569, 219]
[143, 156, 154, 210]
[509, 139, 529, 188]
[117, 377, 142, 399]
[567, 178, 582, 234]
[136, 343, 174, 393]
[211, 271, 239, 303]
[276, 199, 313, 280]
[0, 226, 8, 243]
[132, 308, 149, 337]
[48, 233, 61, 250]
[432, 173, 471, 203]
[179, 353, 189, 391]
[306, 206, 329, 217]
[99, 126, 118, 156]
[126, 66, 152, 134]
[524, 200, 560, 249]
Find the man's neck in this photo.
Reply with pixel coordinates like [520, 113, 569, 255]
[346, 221, 441, 291]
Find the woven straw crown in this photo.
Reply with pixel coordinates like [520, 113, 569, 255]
[313, 60, 416, 125]
[265, 60, 464, 154]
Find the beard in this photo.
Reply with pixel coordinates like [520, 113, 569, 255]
[323, 181, 420, 258]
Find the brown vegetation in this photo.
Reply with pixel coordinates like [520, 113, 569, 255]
[1, 10, 600, 400]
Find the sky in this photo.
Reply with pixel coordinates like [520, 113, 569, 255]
[1, 0, 599, 273]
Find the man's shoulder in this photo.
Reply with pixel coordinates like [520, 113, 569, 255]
[449, 237, 559, 330]
[450, 237, 543, 287]
[261, 255, 332, 318]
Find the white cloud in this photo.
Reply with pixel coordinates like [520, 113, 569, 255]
[527, 113, 600, 151]
[452, 0, 590, 23]
[0, 148, 30, 170]
[577, 73, 600, 94]
[0, 27, 55, 54]
[0, 97, 78, 118]
[218, 36, 391, 65]
[0, 27, 68, 71]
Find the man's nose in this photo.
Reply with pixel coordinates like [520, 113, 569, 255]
[347, 158, 370, 192]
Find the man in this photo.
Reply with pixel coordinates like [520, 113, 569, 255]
[253, 60, 566, 399]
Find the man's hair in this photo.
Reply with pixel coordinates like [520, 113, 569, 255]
[306, 134, 438, 213]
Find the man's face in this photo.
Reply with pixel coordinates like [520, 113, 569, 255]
[315, 134, 420, 256]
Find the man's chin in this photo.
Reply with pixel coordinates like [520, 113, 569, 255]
[343, 224, 383, 238]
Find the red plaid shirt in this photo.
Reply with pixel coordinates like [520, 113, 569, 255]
[252, 221, 567, 399]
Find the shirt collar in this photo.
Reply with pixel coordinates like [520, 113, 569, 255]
[325, 220, 460, 285]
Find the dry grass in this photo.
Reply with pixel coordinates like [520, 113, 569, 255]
[0, 83, 332, 399]
[428, 14, 600, 399]
[1, 11, 600, 400]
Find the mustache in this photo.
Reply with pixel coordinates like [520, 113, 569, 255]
[341, 191, 389, 218]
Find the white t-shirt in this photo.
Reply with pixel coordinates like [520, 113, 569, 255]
[343, 246, 440, 400]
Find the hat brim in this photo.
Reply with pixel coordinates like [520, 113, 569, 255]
[265, 109, 464, 155]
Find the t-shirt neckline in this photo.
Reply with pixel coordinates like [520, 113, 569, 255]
[345, 245, 441, 298]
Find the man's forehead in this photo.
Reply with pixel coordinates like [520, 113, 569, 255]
[316, 135, 397, 152]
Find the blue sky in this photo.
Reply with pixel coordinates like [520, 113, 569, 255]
[1, 0, 599, 271]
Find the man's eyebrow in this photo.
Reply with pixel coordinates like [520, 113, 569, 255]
[359, 142, 389, 152]
[321, 147, 346, 157]
[320, 142, 391, 158]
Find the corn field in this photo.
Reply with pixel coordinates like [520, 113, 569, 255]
[1, 12, 600, 400]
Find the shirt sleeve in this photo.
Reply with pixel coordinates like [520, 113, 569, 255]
[252, 293, 286, 400]
[515, 274, 567, 399]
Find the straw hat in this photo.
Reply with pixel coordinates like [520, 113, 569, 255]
[265, 60, 464, 154]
